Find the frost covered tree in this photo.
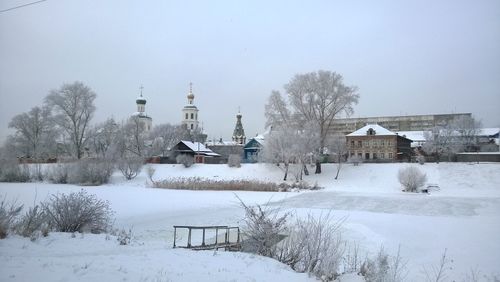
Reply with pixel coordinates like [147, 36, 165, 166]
[119, 116, 148, 157]
[149, 123, 184, 157]
[87, 118, 120, 159]
[8, 106, 57, 159]
[452, 115, 482, 152]
[45, 82, 96, 159]
[265, 70, 359, 174]
[398, 166, 427, 192]
[262, 124, 319, 181]
[327, 134, 347, 180]
[261, 125, 295, 181]
[423, 116, 481, 161]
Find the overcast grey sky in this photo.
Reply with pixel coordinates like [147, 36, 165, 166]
[1, 0, 499, 142]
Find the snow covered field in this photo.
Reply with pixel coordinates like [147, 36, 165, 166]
[1, 162, 499, 281]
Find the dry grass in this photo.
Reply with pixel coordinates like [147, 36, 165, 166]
[151, 177, 322, 192]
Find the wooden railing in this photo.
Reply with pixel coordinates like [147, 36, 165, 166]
[173, 225, 241, 251]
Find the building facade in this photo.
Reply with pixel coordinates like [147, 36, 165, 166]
[181, 83, 199, 131]
[232, 111, 246, 145]
[332, 113, 471, 135]
[131, 87, 152, 131]
[346, 124, 412, 162]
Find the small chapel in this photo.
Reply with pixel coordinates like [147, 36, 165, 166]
[131, 86, 152, 131]
[181, 83, 199, 131]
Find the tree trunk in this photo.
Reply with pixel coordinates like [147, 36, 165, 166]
[283, 163, 289, 181]
[315, 160, 321, 174]
[335, 162, 341, 180]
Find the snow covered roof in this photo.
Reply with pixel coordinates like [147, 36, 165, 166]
[346, 124, 396, 137]
[176, 141, 221, 157]
[395, 131, 428, 142]
[478, 128, 500, 137]
[131, 112, 152, 119]
[205, 140, 239, 146]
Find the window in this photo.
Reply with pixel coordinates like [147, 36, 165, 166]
[381, 153, 385, 159]
[373, 153, 377, 159]
[351, 141, 354, 147]
[358, 141, 362, 148]
[365, 153, 370, 159]
[389, 153, 393, 159]
[191, 113, 194, 119]
[358, 153, 362, 158]
[185, 113, 188, 119]
[381, 140, 385, 146]
[190, 124, 193, 130]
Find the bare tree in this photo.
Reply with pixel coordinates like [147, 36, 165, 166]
[327, 134, 348, 180]
[88, 118, 120, 159]
[45, 82, 96, 159]
[120, 116, 148, 157]
[262, 123, 319, 181]
[8, 106, 57, 159]
[149, 123, 184, 157]
[266, 70, 359, 174]
[261, 125, 297, 181]
[452, 115, 482, 152]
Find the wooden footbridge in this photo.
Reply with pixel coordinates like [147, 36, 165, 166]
[173, 225, 241, 251]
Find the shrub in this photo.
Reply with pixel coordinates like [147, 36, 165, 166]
[276, 213, 345, 280]
[348, 156, 362, 166]
[176, 154, 194, 168]
[398, 166, 427, 192]
[68, 159, 114, 185]
[146, 165, 156, 183]
[47, 163, 70, 184]
[238, 197, 288, 257]
[0, 161, 30, 183]
[116, 228, 133, 245]
[416, 155, 425, 165]
[42, 190, 114, 233]
[117, 157, 143, 180]
[0, 197, 23, 239]
[14, 205, 47, 239]
[360, 247, 407, 282]
[228, 154, 241, 168]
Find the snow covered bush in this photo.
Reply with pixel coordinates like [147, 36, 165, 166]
[0, 161, 30, 183]
[0, 197, 23, 239]
[42, 190, 114, 233]
[227, 154, 241, 168]
[276, 213, 344, 280]
[116, 228, 133, 245]
[14, 205, 48, 239]
[68, 159, 114, 185]
[348, 156, 362, 166]
[176, 154, 194, 168]
[360, 247, 407, 282]
[398, 166, 427, 192]
[47, 163, 70, 184]
[117, 157, 143, 180]
[239, 197, 288, 257]
[416, 155, 425, 165]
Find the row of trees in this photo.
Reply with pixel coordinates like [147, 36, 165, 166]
[423, 115, 482, 162]
[4, 81, 197, 162]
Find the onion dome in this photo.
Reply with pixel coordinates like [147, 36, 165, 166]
[136, 96, 146, 105]
[187, 82, 195, 100]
